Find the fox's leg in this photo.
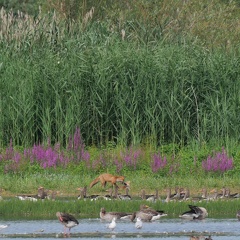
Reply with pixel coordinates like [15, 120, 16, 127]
[100, 178, 105, 187]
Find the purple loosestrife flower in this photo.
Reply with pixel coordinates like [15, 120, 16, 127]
[114, 158, 123, 173]
[121, 147, 142, 170]
[82, 151, 91, 168]
[13, 152, 21, 164]
[4, 139, 14, 160]
[151, 153, 167, 173]
[67, 127, 89, 163]
[202, 147, 233, 173]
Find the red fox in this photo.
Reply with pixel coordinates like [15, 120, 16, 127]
[90, 173, 125, 188]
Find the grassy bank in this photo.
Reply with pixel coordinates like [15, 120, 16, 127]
[1, 173, 239, 197]
[0, 195, 238, 220]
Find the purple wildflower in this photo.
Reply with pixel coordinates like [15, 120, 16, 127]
[202, 147, 233, 173]
[151, 153, 167, 173]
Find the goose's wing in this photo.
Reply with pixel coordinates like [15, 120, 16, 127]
[61, 213, 79, 224]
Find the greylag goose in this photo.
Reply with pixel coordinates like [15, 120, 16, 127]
[199, 188, 208, 201]
[219, 187, 227, 199]
[117, 187, 132, 200]
[225, 188, 240, 198]
[141, 189, 159, 202]
[100, 207, 132, 221]
[207, 189, 218, 201]
[165, 188, 180, 202]
[179, 205, 208, 220]
[16, 186, 48, 201]
[77, 186, 101, 201]
[181, 188, 190, 201]
[131, 205, 167, 222]
[165, 188, 172, 203]
[190, 236, 212, 240]
[37, 186, 48, 199]
[47, 190, 58, 201]
[171, 187, 183, 200]
[103, 188, 113, 200]
[56, 212, 79, 237]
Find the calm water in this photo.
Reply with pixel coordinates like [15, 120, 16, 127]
[0, 218, 239, 239]
[0, 218, 240, 240]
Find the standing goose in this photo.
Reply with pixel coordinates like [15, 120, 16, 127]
[131, 205, 167, 222]
[56, 212, 79, 237]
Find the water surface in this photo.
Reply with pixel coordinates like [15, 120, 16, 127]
[0, 218, 239, 239]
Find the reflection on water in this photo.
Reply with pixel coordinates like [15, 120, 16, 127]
[0, 218, 239, 239]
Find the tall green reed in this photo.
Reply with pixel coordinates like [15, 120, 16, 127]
[1, 6, 240, 150]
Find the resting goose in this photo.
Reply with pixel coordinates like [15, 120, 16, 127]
[207, 189, 218, 201]
[219, 187, 227, 199]
[16, 186, 48, 201]
[181, 188, 190, 201]
[118, 187, 132, 200]
[190, 236, 212, 240]
[141, 189, 159, 202]
[131, 204, 167, 222]
[171, 187, 184, 200]
[225, 188, 240, 198]
[199, 188, 208, 201]
[165, 188, 172, 203]
[179, 205, 208, 220]
[77, 186, 101, 201]
[100, 207, 132, 221]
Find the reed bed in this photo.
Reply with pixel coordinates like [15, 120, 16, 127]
[1, 29, 240, 149]
[1, 2, 240, 149]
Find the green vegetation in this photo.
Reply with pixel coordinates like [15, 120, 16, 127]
[1, 0, 240, 148]
[0, 1, 240, 217]
[0, 196, 238, 220]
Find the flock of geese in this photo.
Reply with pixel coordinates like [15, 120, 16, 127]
[56, 204, 210, 239]
[13, 185, 240, 239]
[14, 185, 240, 203]
[77, 185, 240, 203]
